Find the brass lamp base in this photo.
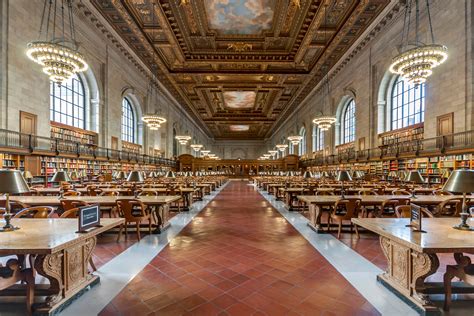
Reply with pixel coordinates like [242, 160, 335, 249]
[452, 224, 474, 231]
[0, 225, 20, 232]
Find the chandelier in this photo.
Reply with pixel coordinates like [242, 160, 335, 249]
[262, 154, 271, 159]
[276, 144, 288, 152]
[389, 0, 447, 85]
[201, 150, 210, 156]
[312, 115, 336, 131]
[268, 150, 278, 157]
[26, 0, 88, 85]
[190, 144, 203, 152]
[142, 114, 167, 130]
[287, 135, 303, 145]
[176, 135, 191, 145]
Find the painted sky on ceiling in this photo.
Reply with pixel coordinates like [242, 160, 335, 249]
[205, 0, 274, 35]
[223, 91, 256, 109]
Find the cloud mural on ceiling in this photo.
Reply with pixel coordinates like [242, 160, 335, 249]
[223, 91, 256, 109]
[205, 0, 274, 35]
[229, 125, 250, 132]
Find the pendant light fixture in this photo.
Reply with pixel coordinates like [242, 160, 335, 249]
[287, 100, 303, 145]
[276, 144, 288, 152]
[190, 144, 203, 152]
[312, 4, 336, 131]
[389, 0, 447, 85]
[27, 0, 88, 85]
[141, 2, 166, 129]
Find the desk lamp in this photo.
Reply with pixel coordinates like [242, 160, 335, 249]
[0, 170, 30, 232]
[115, 171, 127, 181]
[51, 171, 71, 198]
[404, 170, 425, 198]
[337, 170, 352, 198]
[127, 171, 144, 198]
[22, 171, 34, 185]
[442, 170, 474, 231]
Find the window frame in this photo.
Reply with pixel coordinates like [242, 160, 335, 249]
[390, 76, 425, 130]
[121, 97, 136, 144]
[50, 74, 86, 129]
[342, 99, 355, 144]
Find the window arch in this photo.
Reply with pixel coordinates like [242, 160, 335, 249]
[390, 76, 425, 130]
[288, 140, 294, 155]
[121, 98, 136, 143]
[312, 125, 324, 152]
[342, 99, 355, 144]
[298, 127, 306, 156]
[50, 74, 86, 128]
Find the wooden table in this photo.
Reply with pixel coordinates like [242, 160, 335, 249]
[279, 188, 309, 211]
[6, 196, 181, 233]
[0, 218, 124, 315]
[352, 217, 474, 314]
[298, 195, 473, 233]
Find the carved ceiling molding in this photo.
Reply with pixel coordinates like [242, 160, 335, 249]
[90, 0, 390, 140]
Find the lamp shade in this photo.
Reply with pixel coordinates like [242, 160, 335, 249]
[321, 171, 330, 178]
[165, 170, 176, 178]
[69, 171, 79, 180]
[336, 170, 352, 182]
[22, 171, 33, 180]
[388, 171, 398, 177]
[404, 170, 425, 184]
[303, 171, 312, 179]
[51, 171, 71, 182]
[115, 171, 127, 179]
[0, 169, 30, 194]
[127, 170, 144, 182]
[442, 169, 474, 194]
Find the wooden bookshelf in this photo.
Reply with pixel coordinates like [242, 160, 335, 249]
[378, 123, 424, 155]
[50, 121, 98, 146]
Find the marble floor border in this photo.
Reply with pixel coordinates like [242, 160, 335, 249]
[59, 182, 230, 316]
[255, 185, 418, 316]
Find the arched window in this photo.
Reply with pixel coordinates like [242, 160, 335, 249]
[50, 74, 85, 128]
[391, 76, 425, 130]
[342, 99, 355, 144]
[289, 140, 294, 155]
[121, 98, 136, 143]
[312, 125, 324, 151]
[298, 127, 306, 156]
[172, 128, 178, 157]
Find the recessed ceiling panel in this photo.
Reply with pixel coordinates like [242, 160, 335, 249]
[229, 125, 250, 131]
[223, 91, 256, 109]
[205, 0, 275, 35]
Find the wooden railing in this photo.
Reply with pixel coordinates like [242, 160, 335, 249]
[300, 130, 474, 167]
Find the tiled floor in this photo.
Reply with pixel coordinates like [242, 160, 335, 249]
[99, 181, 379, 316]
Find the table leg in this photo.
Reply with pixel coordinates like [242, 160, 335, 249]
[378, 236, 440, 313]
[152, 204, 171, 234]
[307, 204, 324, 233]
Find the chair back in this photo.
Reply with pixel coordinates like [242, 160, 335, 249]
[395, 204, 434, 218]
[116, 199, 146, 220]
[359, 190, 378, 195]
[316, 190, 335, 196]
[60, 207, 80, 218]
[13, 206, 54, 218]
[433, 189, 452, 196]
[63, 190, 81, 196]
[392, 189, 411, 196]
[436, 197, 463, 217]
[138, 190, 158, 197]
[60, 199, 89, 211]
[100, 191, 119, 196]
[333, 198, 361, 219]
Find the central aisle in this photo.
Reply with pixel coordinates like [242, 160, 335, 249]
[100, 181, 379, 316]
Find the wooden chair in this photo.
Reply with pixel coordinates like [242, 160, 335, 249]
[378, 198, 410, 218]
[433, 197, 462, 217]
[392, 189, 412, 196]
[137, 190, 158, 197]
[433, 189, 453, 196]
[116, 199, 153, 241]
[166, 188, 183, 212]
[59, 199, 89, 213]
[63, 190, 81, 196]
[98, 191, 119, 217]
[328, 198, 362, 239]
[395, 204, 434, 218]
[359, 190, 378, 217]
[13, 206, 54, 218]
[0, 258, 34, 314]
[443, 253, 474, 311]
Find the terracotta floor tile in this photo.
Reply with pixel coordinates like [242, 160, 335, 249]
[99, 182, 380, 315]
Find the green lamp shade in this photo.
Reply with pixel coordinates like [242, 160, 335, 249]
[127, 170, 144, 182]
[442, 169, 474, 194]
[0, 169, 30, 194]
[336, 170, 352, 182]
[51, 171, 71, 183]
[404, 170, 424, 184]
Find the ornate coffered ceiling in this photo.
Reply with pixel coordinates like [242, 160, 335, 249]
[91, 0, 389, 140]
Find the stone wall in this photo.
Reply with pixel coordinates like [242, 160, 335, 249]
[267, 0, 474, 158]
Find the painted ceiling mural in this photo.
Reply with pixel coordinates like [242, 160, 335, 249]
[229, 125, 250, 132]
[205, 0, 274, 35]
[223, 91, 256, 109]
[90, 0, 391, 140]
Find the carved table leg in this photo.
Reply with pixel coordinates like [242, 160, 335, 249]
[152, 204, 171, 234]
[378, 236, 440, 313]
[307, 204, 324, 233]
[34, 252, 64, 308]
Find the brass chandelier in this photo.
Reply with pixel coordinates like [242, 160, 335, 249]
[142, 2, 166, 130]
[276, 144, 288, 152]
[176, 135, 191, 145]
[190, 144, 203, 152]
[27, 0, 88, 85]
[389, 0, 447, 85]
